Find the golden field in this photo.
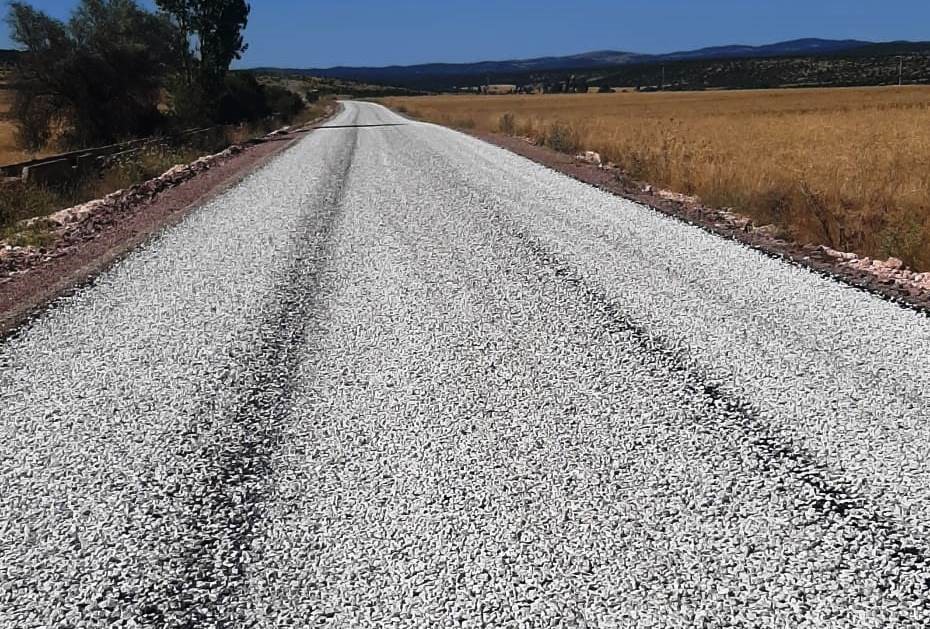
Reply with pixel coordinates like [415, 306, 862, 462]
[383, 87, 930, 270]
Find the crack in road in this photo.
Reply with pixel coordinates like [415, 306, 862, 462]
[313, 123, 408, 129]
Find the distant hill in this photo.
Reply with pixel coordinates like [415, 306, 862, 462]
[255, 38, 904, 91]
[253, 50, 647, 85]
[251, 71, 426, 99]
[592, 50, 930, 92]
[659, 38, 871, 61]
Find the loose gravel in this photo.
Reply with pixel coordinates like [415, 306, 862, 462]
[1, 101, 929, 628]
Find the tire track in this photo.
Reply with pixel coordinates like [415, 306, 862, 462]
[511, 229, 930, 613]
[133, 128, 359, 628]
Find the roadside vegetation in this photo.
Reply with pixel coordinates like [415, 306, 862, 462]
[256, 72, 428, 100]
[7, 0, 264, 148]
[0, 100, 332, 241]
[384, 87, 930, 271]
[0, 71, 48, 165]
[0, 0, 330, 237]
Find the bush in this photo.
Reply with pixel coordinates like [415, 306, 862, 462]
[0, 181, 67, 229]
[544, 122, 579, 153]
[215, 72, 269, 124]
[498, 112, 516, 134]
[94, 143, 203, 191]
[167, 77, 209, 127]
[8, 0, 255, 148]
[214, 73, 306, 125]
[8, 0, 177, 148]
[12, 91, 56, 150]
[263, 85, 305, 122]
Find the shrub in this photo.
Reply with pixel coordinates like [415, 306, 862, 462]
[11, 91, 56, 151]
[215, 72, 270, 124]
[0, 181, 66, 229]
[0, 144, 204, 233]
[93, 144, 202, 192]
[498, 112, 516, 134]
[8, 0, 177, 148]
[167, 77, 209, 127]
[544, 121, 579, 153]
[214, 73, 306, 125]
[263, 85, 305, 122]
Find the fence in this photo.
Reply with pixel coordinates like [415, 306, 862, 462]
[0, 119, 282, 188]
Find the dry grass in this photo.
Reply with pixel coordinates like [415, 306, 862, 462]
[0, 98, 337, 239]
[0, 143, 205, 243]
[384, 87, 930, 270]
[0, 87, 54, 165]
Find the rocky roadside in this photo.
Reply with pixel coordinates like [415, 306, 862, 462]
[473, 133, 930, 314]
[0, 144, 247, 279]
[0, 107, 338, 336]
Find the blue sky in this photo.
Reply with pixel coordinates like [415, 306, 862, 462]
[2, 0, 929, 68]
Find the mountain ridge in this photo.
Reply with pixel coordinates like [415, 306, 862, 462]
[254, 38, 881, 79]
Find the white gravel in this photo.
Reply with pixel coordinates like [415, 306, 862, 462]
[1, 101, 929, 628]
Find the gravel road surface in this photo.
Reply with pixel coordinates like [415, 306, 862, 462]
[2, 101, 930, 628]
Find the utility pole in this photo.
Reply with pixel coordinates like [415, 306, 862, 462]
[661, 65, 665, 91]
[898, 56, 904, 86]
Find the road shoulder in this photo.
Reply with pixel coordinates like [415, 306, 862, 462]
[468, 130, 930, 316]
[0, 112, 338, 338]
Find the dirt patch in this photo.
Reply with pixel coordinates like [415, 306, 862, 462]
[474, 132, 930, 315]
[0, 107, 339, 336]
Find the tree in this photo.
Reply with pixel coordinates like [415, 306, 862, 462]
[7, 0, 178, 148]
[156, 0, 251, 118]
[5, 3, 69, 148]
[195, 0, 250, 92]
[154, 0, 195, 86]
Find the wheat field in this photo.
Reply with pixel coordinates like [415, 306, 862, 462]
[384, 87, 930, 270]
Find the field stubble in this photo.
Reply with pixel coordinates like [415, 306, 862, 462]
[384, 87, 930, 271]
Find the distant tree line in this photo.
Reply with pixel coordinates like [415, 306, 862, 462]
[5, 0, 305, 150]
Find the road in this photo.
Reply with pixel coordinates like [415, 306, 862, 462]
[1, 101, 929, 628]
